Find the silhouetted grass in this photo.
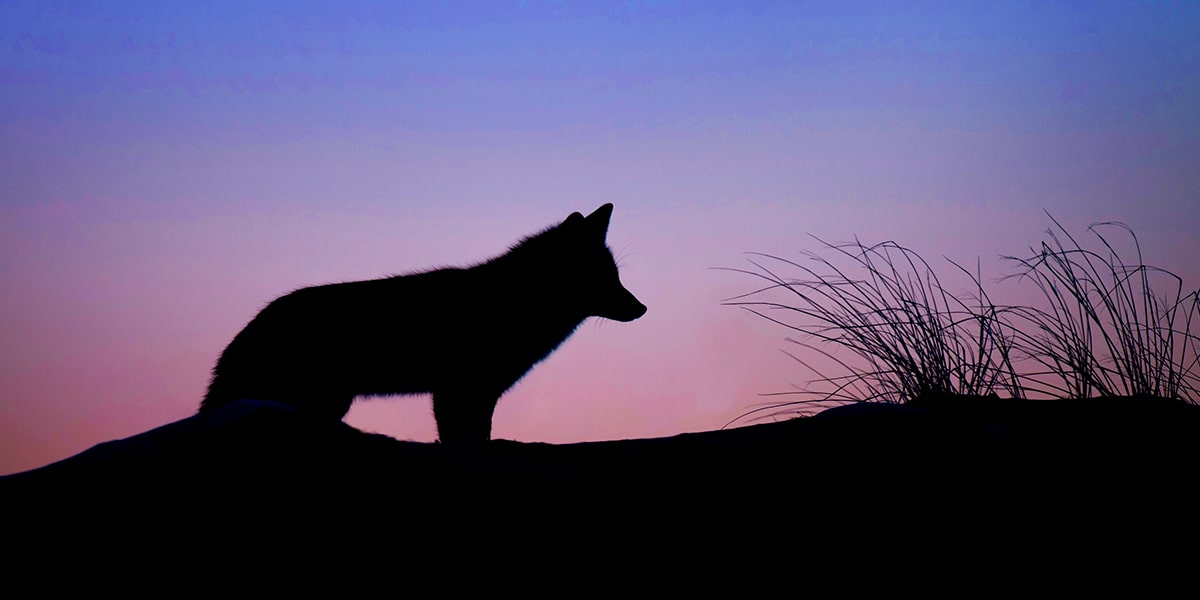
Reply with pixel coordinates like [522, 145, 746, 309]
[724, 217, 1199, 424]
[1003, 215, 1200, 402]
[721, 237, 1025, 424]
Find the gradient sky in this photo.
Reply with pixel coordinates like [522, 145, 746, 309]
[2, 1, 1197, 475]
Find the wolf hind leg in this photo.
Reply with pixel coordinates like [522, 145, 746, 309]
[432, 390, 500, 445]
[289, 391, 354, 421]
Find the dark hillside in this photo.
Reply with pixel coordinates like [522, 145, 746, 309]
[6, 395, 1197, 544]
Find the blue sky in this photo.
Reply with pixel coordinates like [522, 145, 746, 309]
[2, 1, 1198, 474]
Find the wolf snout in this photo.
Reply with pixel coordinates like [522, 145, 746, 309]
[628, 301, 648, 321]
[613, 301, 647, 322]
[605, 288, 647, 322]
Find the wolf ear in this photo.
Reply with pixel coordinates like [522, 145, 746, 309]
[584, 203, 614, 238]
[564, 211, 585, 226]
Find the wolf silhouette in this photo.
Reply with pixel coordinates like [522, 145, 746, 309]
[199, 204, 646, 444]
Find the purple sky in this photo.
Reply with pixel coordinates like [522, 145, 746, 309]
[3, 1, 1198, 475]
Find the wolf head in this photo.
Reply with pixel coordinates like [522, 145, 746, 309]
[558, 203, 647, 323]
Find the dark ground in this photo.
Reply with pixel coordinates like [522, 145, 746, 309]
[6, 395, 1197, 507]
[5, 394, 1199, 574]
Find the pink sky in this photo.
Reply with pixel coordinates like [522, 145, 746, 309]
[2, 2, 1198, 475]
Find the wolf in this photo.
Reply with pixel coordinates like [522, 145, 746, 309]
[199, 203, 646, 444]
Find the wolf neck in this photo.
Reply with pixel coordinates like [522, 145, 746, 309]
[471, 227, 591, 339]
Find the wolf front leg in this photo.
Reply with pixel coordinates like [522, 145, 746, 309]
[432, 390, 500, 445]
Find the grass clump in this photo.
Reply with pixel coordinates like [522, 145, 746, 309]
[721, 237, 1025, 422]
[1003, 215, 1200, 402]
[724, 215, 1199, 424]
